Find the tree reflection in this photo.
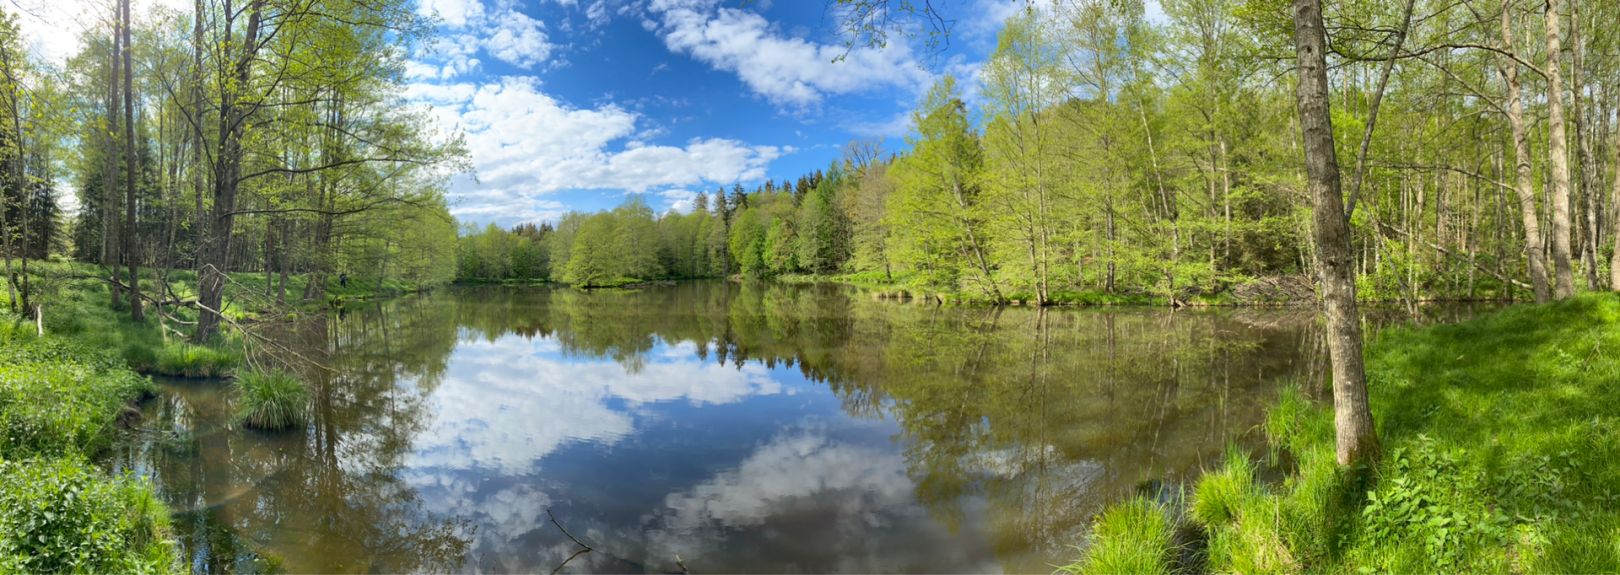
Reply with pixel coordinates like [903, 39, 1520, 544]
[436, 283, 1323, 571]
[111, 282, 1439, 573]
[116, 296, 470, 573]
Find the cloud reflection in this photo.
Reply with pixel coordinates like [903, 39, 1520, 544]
[410, 336, 784, 474]
[642, 432, 998, 572]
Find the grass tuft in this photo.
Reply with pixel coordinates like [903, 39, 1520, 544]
[1063, 496, 1174, 575]
[152, 342, 240, 378]
[1190, 447, 1255, 527]
[234, 371, 309, 431]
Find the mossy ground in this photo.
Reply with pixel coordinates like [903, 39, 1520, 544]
[1071, 293, 1620, 573]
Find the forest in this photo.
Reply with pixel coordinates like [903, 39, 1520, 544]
[2, 0, 1620, 571]
[458, 0, 1620, 311]
[0, 0, 462, 344]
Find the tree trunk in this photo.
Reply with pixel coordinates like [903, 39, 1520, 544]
[1292, 0, 1379, 467]
[122, 0, 143, 321]
[105, 17, 122, 308]
[1543, 0, 1575, 298]
[195, 0, 264, 342]
[1611, 108, 1620, 290]
[1570, 0, 1600, 289]
[1502, 1, 1552, 302]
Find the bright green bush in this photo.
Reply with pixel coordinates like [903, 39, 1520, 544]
[234, 371, 309, 430]
[0, 458, 176, 574]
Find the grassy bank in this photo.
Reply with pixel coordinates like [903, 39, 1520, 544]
[777, 271, 1232, 306]
[1071, 294, 1620, 573]
[0, 323, 178, 573]
[7, 260, 440, 378]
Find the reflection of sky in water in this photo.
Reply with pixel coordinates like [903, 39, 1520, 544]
[401, 333, 999, 573]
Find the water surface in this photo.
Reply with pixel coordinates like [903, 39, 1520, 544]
[110, 282, 1485, 573]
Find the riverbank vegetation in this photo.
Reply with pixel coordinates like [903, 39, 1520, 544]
[1072, 293, 1620, 573]
[0, 323, 176, 573]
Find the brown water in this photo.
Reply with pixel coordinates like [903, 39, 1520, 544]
[107, 282, 1491, 573]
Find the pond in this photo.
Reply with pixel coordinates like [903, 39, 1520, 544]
[107, 282, 1491, 573]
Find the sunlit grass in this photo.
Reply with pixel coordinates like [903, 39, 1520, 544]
[1076, 293, 1620, 573]
[234, 371, 309, 431]
[1061, 496, 1175, 575]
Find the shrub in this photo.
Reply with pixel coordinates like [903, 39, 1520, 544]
[1064, 496, 1174, 575]
[234, 371, 308, 430]
[0, 458, 177, 574]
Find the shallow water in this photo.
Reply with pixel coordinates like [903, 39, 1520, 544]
[108, 282, 1491, 573]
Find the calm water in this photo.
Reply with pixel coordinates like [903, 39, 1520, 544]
[108, 282, 1487, 574]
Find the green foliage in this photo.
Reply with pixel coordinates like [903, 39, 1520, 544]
[1105, 295, 1620, 573]
[234, 371, 309, 431]
[1064, 496, 1174, 575]
[0, 458, 177, 574]
[0, 326, 153, 457]
[151, 343, 239, 378]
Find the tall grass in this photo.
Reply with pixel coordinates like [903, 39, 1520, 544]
[234, 371, 309, 431]
[0, 320, 177, 574]
[1063, 496, 1175, 575]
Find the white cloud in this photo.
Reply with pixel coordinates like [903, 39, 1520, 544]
[418, 0, 487, 28]
[646, 0, 932, 107]
[11, 0, 192, 63]
[414, 0, 555, 74]
[409, 76, 783, 225]
[483, 9, 553, 69]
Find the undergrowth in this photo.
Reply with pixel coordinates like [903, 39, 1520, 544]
[1070, 293, 1620, 573]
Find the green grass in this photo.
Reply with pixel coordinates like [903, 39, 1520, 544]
[0, 324, 154, 457]
[1189, 448, 1255, 527]
[1063, 496, 1176, 575]
[150, 342, 240, 378]
[234, 370, 309, 431]
[0, 323, 178, 573]
[1075, 293, 1620, 573]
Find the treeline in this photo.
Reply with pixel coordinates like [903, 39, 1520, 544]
[456, 167, 862, 287]
[464, 0, 1620, 306]
[0, 0, 462, 341]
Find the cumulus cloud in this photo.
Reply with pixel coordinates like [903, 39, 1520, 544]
[415, 0, 555, 73]
[409, 76, 783, 224]
[483, 10, 553, 69]
[646, 0, 932, 107]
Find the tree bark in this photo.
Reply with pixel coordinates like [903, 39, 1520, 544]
[195, 0, 264, 342]
[105, 14, 122, 308]
[1569, 0, 1600, 289]
[1292, 0, 1379, 467]
[122, 0, 143, 321]
[1501, 0, 1552, 302]
[1543, 0, 1575, 298]
[1611, 105, 1620, 290]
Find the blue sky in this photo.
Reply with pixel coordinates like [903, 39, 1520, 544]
[14, 0, 1161, 226]
[404, 0, 1032, 226]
